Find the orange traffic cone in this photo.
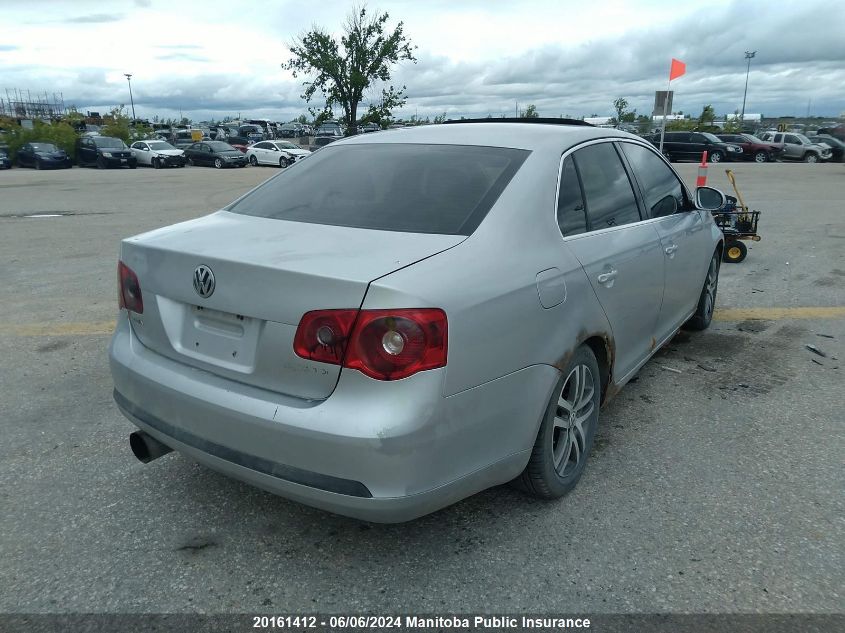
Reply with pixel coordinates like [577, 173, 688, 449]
[696, 151, 708, 187]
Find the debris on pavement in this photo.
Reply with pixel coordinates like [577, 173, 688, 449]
[805, 344, 827, 358]
[659, 365, 683, 374]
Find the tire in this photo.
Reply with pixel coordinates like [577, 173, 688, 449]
[153, 157, 161, 169]
[96, 157, 106, 169]
[516, 345, 601, 499]
[35, 160, 42, 170]
[803, 153, 818, 164]
[249, 155, 258, 166]
[753, 151, 767, 163]
[214, 158, 223, 169]
[723, 240, 747, 264]
[684, 250, 721, 330]
[187, 157, 194, 166]
[709, 150, 724, 163]
[279, 157, 289, 168]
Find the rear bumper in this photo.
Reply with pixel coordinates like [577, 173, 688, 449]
[102, 156, 137, 168]
[109, 315, 555, 522]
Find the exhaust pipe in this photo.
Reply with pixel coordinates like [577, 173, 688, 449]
[129, 430, 173, 463]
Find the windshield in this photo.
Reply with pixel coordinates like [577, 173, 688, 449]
[32, 143, 59, 152]
[208, 141, 235, 151]
[743, 134, 763, 143]
[701, 133, 722, 143]
[796, 134, 813, 144]
[148, 141, 175, 150]
[229, 143, 529, 236]
[94, 137, 127, 149]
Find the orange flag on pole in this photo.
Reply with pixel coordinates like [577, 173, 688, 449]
[669, 58, 686, 81]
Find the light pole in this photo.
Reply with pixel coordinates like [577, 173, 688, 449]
[740, 51, 755, 124]
[124, 73, 136, 121]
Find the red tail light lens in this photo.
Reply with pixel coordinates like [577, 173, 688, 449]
[292, 309, 358, 364]
[117, 261, 144, 314]
[293, 308, 448, 381]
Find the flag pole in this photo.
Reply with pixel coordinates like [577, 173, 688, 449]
[659, 73, 672, 153]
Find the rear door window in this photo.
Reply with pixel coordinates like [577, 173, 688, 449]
[229, 143, 529, 235]
[556, 156, 587, 236]
[619, 143, 685, 219]
[572, 143, 641, 230]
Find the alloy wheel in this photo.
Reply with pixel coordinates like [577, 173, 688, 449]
[553, 364, 596, 477]
[702, 254, 719, 319]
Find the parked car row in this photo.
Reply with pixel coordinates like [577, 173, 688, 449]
[641, 130, 837, 163]
[1, 136, 311, 170]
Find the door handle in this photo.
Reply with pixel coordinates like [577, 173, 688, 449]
[664, 244, 678, 255]
[597, 269, 618, 284]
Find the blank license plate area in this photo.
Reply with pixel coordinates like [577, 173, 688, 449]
[179, 305, 261, 371]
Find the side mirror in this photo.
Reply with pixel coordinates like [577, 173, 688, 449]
[695, 186, 726, 211]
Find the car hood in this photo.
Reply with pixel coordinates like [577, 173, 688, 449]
[218, 151, 245, 157]
[283, 149, 311, 156]
[37, 151, 67, 158]
[153, 149, 184, 156]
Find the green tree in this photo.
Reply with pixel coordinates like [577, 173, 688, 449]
[519, 104, 539, 118]
[612, 97, 629, 125]
[100, 106, 132, 142]
[0, 118, 80, 160]
[698, 104, 716, 129]
[433, 112, 447, 124]
[283, 6, 416, 136]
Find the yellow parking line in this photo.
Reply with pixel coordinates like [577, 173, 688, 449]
[0, 306, 842, 337]
[0, 321, 116, 336]
[713, 307, 845, 321]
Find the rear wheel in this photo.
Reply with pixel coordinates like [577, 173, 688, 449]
[803, 153, 818, 163]
[685, 251, 720, 330]
[279, 157, 290, 168]
[723, 241, 747, 263]
[249, 155, 258, 166]
[35, 159, 42, 170]
[753, 151, 767, 163]
[153, 157, 161, 169]
[709, 150, 724, 163]
[516, 345, 600, 499]
[96, 156, 106, 169]
[214, 158, 223, 169]
[187, 157, 194, 166]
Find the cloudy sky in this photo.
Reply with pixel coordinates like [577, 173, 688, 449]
[1, 0, 843, 123]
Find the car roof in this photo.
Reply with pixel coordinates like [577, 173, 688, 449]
[337, 122, 635, 151]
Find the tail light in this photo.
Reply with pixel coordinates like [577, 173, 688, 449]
[293, 308, 447, 381]
[117, 261, 144, 314]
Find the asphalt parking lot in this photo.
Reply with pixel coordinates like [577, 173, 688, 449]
[1, 161, 843, 616]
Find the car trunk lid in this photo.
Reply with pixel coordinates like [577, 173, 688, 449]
[120, 211, 463, 400]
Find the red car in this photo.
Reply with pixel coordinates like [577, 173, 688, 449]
[717, 134, 782, 163]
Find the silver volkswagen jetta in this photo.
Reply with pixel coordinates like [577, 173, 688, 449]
[110, 121, 726, 522]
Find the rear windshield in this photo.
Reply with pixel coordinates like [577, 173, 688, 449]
[94, 137, 126, 148]
[228, 143, 529, 235]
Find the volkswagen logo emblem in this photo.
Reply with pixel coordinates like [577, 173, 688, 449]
[193, 264, 215, 298]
